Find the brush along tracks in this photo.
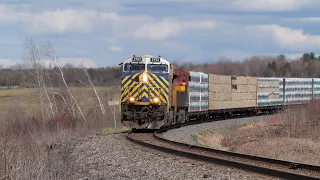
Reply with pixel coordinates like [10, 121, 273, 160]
[127, 120, 320, 180]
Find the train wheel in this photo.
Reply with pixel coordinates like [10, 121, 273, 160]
[169, 110, 174, 125]
[185, 113, 190, 122]
[177, 110, 186, 124]
[182, 110, 187, 123]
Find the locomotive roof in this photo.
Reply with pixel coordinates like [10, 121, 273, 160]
[122, 55, 170, 65]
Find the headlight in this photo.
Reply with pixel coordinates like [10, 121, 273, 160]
[129, 97, 135, 102]
[142, 74, 148, 83]
[153, 97, 159, 103]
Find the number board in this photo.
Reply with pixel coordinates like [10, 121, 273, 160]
[132, 57, 142, 62]
[150, 57, 161, 62]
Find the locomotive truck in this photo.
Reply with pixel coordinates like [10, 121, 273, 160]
[120, 55, 320, 129]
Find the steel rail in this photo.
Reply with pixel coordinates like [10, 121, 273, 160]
[126, 114, 320, 180]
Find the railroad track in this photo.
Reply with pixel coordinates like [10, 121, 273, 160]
[126, 115, 320, 180]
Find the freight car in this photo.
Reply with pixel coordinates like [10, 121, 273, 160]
[119, 55, 320, 129]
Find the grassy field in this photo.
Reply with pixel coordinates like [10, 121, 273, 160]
[0, 86, 124, 179]
[0, 86, 121, 122]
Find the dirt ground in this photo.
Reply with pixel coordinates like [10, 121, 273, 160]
[194, 115, 320, 165]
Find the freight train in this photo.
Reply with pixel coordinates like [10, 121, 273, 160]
[120, 55, 320, 129]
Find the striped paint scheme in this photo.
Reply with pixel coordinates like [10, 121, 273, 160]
[121, 72, 170, 104]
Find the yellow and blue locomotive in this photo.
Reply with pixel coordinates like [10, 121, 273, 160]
[120, 55, 189, 129]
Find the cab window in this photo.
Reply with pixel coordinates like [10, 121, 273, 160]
[147, 64, 168, 73]
[182, 74, 187, 82]
[124, 63, 145, 72]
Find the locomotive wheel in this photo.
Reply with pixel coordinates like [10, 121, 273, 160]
[185, 113, 189, 122]
[177, 110, 186, 123]
[168, 110, 174, 125]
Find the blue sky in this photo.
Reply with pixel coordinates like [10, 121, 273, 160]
[0, 0, 320, 68]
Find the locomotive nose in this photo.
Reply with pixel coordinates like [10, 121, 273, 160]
[128, 84, 161, 104]
[126, 72, 166, 105]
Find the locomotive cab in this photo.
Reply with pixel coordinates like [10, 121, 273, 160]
[120, 55, 171, 129]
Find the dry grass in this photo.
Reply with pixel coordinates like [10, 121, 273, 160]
[0, 86, 120, 121]
[193, 131, 229, 151]
[195, 102, 320, 165]
[0, 86, 124, 179]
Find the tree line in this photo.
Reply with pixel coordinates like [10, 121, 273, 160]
[1, 52, 320, 88]
[0, 66, 121, 88]
[179, 52, 320, 78]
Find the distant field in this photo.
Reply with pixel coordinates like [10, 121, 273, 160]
[0, 86, 121, 122]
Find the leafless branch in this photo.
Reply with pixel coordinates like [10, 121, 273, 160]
[42, 41, 87, 123]
[83, 67, 106, 116]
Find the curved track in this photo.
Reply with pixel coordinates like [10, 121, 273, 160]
[126, 115, 320, 180]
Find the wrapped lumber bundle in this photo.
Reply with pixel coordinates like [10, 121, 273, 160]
[209, 74, 231, 84]
[188, 71, 209, 112]
[209, 101, 234, 109]
[209, 74, 258, 109]
[314, 78, 320, 99]
[230, 76, 257, 108]
[257, 78, 283, 107]
[284, 78, 312, 105]
[200, 73, 209, 111]
[208, 74, 232, 110]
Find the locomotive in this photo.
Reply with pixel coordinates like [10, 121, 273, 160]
[120, 55, 189, 129]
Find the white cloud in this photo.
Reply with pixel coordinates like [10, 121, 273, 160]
[109, 45, 123, 52]
[298, 17, 320, 22]
[231, 0, 320, 11]
[0, 58, 22, 68]
[133, 21, 182, 40]
[0, 4, 120, 34]
[117, 0, 320, 12]
[0, 5, 30, 23]
[254, 24, 320, 51]
[51, 58, 97, 68]
[133, 20, 217, 40]
[0, 3, 218, 38]
[183, 20, 216, 30]
[30, 10, 119, 34]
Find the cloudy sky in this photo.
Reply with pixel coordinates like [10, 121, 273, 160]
[0, 0, 320, 68]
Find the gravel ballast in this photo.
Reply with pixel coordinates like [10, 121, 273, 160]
[67, 133, 275, 180]
[159, 115, 276, 145]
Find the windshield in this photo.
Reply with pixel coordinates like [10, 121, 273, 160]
[124, 63, 145, 72]
[147, 64, 168, 73]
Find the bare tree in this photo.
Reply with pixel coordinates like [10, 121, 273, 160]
[42, 41, 87, 123]
[83, 67, 106, 116]
[23, 38, 46, 119]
